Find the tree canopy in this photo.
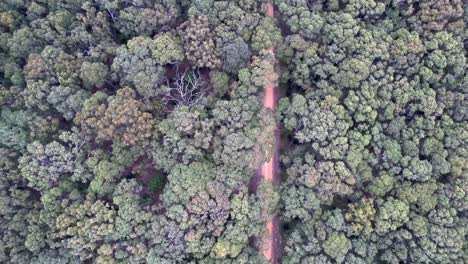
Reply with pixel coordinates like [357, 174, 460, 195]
[0, 0, 466, 263]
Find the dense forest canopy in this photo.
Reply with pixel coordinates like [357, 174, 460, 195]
[0, 0, 466, 263]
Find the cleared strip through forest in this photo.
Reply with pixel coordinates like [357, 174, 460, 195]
[260, 2, 280, 263]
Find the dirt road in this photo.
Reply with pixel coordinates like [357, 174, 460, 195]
[261, 2, 281, 263]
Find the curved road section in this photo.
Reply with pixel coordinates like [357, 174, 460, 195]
[261, 2, 281, 263]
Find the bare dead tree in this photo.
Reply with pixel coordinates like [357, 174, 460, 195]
[163, 68, 206, 110]
[106, 8, 117, 23]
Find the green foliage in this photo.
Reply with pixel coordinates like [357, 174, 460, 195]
[345, 198, 376, 235]
[250, 51, 278, 88]
[55, 198, 117, 261]
[0, 109, 31, 151]
[0, 0, 466, 263]
[209, 71, 229, 97]
[322, 232, 352, 263]
[148, 175, 164, 192]
[79, 62, 108, 88]
[20, 46, 91, 120]
[114, 1, 180, 38]
[251, 17, 282, 52]
[396, 182, 438, 214]
[281, 182, 320, 221]
[7, 26, 42, 58]
[367, 173, 394, 197]
[178, 16, 221, 68]
[222, 38, 251, 74]
[375, 198, 409, 234]
[76, 87, 155, 146]
[211, 240, 243, 259]
[188, 0, 263, 48]
[279, 0, 466, 263]
[151, 32, 184, 65]
[257, 180, 279, 214]
[19, 140, 75, 191]
[111, 37, 165, 98]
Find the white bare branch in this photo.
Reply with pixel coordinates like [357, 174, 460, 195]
[163, 68, 206, 110]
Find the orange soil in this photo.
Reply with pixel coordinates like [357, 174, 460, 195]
[261, 2, 278, 263]
[263, 221, 274, 260]
[262, 155, 274, 182]
[263, 50, 275, 111]
[266, 3, 274, 17]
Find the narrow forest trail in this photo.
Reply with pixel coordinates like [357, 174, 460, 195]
[260, 2, 281, 263]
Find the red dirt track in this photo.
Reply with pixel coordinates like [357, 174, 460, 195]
[260, 2, 281, 263]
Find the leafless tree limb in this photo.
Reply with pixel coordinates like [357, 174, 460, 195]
[106, 8, 117, 23]
[163, 68, 206, 110]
